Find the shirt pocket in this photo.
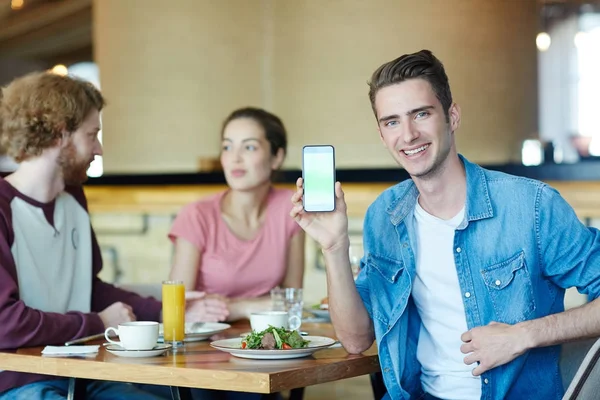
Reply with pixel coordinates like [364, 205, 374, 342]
[366, 253, 410, 328]
[480, 251, 536, 324]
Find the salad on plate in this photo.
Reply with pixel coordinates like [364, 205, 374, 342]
[242, 326, 309, 350]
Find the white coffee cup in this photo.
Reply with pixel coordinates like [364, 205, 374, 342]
[104, 321, 159, 350]
[250, 311, 301, 332]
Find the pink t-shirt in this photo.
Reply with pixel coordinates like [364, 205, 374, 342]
[169, 187, 301, 298]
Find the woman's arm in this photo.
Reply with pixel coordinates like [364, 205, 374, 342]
[169, 237, 201, 290]
[282, 230, 305, 288]
[227, 296, 271, 321]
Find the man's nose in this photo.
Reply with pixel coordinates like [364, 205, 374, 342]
[401, 120, 419, 143]
[94, 139, 103, 156]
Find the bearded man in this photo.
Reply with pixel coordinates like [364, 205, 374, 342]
[0, 72, 167, 400]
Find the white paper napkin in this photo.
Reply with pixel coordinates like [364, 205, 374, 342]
[42, 345, 100, 356]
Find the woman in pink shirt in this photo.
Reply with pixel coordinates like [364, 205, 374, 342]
[169, 108, 305, 322]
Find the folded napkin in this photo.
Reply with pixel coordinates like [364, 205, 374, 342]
[42, 345, 100, 356]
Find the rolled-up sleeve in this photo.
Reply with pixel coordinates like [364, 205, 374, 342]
[537, 185, 600, 300]
[354, 258, 374, 319]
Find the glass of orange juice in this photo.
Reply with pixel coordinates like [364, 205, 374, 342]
[162, 280, 185, 349]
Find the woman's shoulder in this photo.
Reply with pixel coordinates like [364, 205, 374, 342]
[268, 187, 295, 209]
[178, 191, 224, 219]
[270, 187, 294, 201]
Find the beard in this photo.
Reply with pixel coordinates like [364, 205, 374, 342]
[58, 142, 91, 185]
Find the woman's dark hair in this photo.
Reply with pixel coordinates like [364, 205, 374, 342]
[221, 107, 287, 156]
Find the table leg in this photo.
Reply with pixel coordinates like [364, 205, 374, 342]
[289, 387, 305, 400]
[67, 377, 88, 400]
[170, 386, 193, 400]
[370, 372, 387, 400]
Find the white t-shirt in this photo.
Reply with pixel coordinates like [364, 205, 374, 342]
[412, 200, 481, 399]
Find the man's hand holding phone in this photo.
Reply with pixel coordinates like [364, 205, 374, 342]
[292, 148, 373, 355]
[290, 177, 349, 253]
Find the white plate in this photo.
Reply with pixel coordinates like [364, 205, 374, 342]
[159, 322, 231, 342]
[309, 308, 330, 320]
[106, 344, 171, 358]
[210, 336, 337, 360]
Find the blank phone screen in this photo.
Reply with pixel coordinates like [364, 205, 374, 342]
[303, 145, 335, 212]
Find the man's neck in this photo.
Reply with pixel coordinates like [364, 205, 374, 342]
[5, 159, 65, 203]
[414, 154, 466, 220]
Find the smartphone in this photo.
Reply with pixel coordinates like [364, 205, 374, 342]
[302, 145, 336, 212]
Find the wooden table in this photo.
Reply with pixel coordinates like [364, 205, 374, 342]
[0, 322, 380, 397]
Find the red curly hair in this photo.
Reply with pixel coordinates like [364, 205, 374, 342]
[0, 72, 105, 162]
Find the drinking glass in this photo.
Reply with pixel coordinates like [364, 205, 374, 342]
[284, 288, 303, 331]
[349, 241, 363, 280]
[162, 280, 185, 349]
[270, 286, 286, 311]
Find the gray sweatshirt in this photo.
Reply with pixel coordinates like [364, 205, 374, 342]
[0, 178, 161, 394]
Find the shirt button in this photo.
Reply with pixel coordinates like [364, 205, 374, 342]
[403, 242, 409, 248]
[464, 292, 471, 298]
[384, 368, 390, 373]
[484, 378, 489, 384]
[456, 247, 462, 253]
[495, 280, 501, 286]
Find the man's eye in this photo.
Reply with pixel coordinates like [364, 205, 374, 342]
[415, 111, 429, 119]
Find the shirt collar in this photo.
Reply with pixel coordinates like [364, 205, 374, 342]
[386, 154, 494, 226]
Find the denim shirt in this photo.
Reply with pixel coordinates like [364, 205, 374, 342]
[355, 155, 600, 400]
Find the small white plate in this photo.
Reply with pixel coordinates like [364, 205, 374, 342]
[106, 344, 171, 358]
[309, 308, 330, 320]
[159, 322, 231, 342]
[210, 336, 336, 360]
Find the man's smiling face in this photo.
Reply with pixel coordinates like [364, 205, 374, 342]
[375, 78, 459, 180]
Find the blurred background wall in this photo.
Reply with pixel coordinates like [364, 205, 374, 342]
[2, 0, 599, 174]
[93, 0, 537, 173]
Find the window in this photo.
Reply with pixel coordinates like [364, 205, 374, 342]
[578, 14, 600, 154]
[67, 62, 103, 177]
[537, 10, 600, 163]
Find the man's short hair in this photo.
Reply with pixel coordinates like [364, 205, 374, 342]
[368, 49, 453, 121]
[0, 72, 105, 162]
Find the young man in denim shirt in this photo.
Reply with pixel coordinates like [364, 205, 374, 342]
[291, 50, 600, 399]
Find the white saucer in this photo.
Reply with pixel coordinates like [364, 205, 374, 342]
[158, 322, 231, 342]
[105, 344, 171, 358]
[309, 308, 330, 320]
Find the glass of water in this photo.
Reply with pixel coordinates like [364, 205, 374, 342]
[349, 241, 363, 280]
[284, 288, 303, 331]
[270, 286, 286, 311]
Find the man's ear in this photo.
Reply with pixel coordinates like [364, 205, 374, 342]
[57, 131, 68, 147]
[271, 147, 285, 170]
[448, 103, 461, 132]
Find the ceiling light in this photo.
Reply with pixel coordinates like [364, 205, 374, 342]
[536, 32, 552, 52]
[50, 65, 68, 76]
[11, 0, 24, 10]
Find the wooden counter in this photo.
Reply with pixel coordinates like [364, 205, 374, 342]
[84, 181, 600, 220]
